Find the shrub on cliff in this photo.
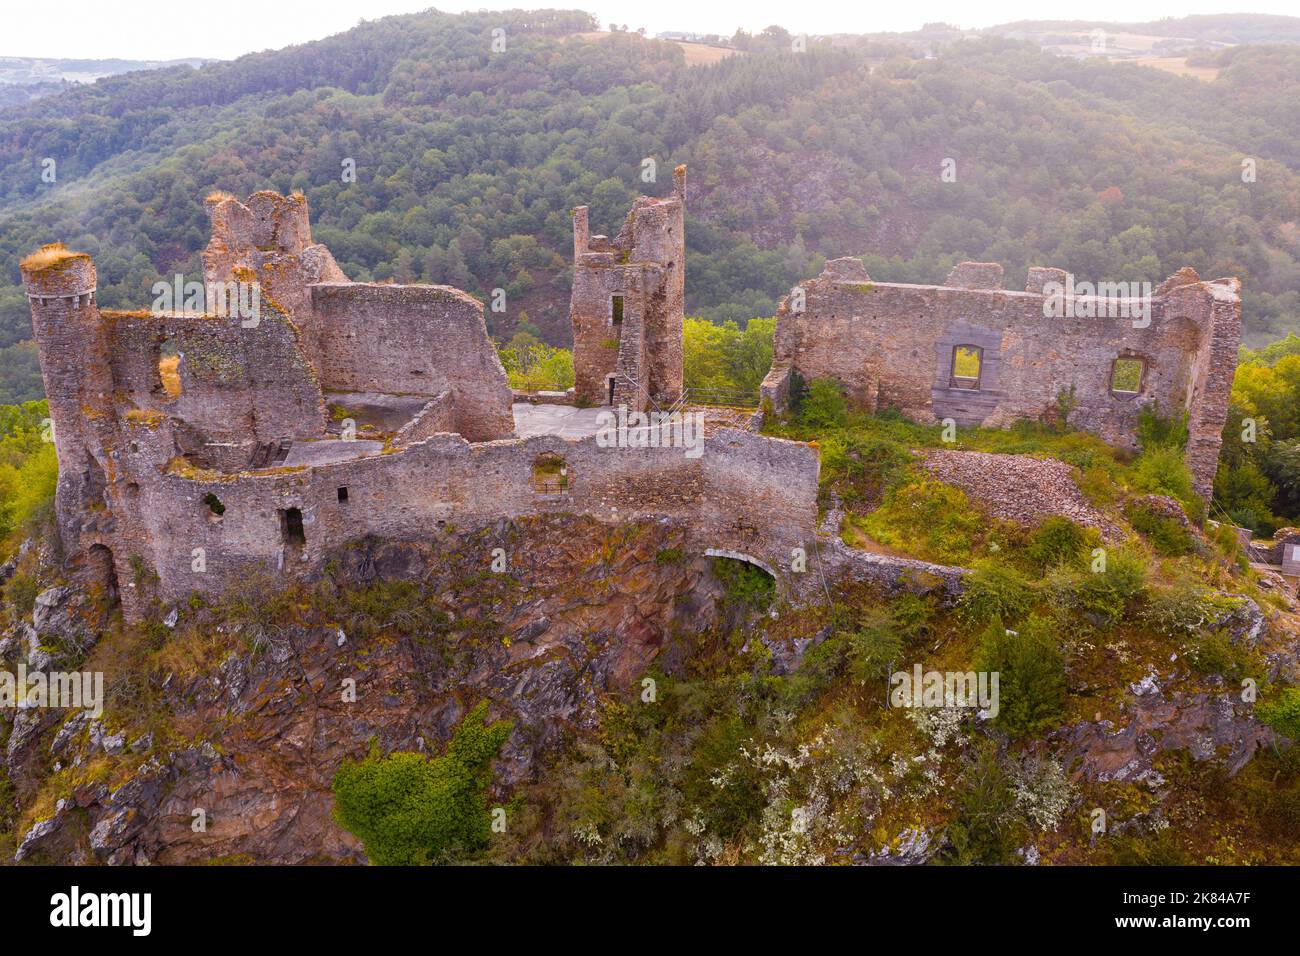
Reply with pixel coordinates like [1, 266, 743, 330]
[1042, 546, 1148, 630]
[958, 560, 1035, 626]
[975, 615, 1066, 739]
[861, 473, 982, 564]
[712, 556, 775, 611]
[1126, 499, 1196, 555]
[331, 701, 513, 865]
[1130, 444, 1201, 520]
[1261, 688, 1300, 743]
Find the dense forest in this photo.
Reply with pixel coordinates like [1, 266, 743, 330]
[3, 9, 1300, 407]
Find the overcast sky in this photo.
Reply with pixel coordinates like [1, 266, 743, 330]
[3, 1, 1296, 61]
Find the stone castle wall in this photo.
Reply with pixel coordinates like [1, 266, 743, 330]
[128, 427, 820, 608]
[309, 283, 514, 441]
[204, 190, 514, 442]
[103, 306, 327, 471]
[764, 258, 1240, 499]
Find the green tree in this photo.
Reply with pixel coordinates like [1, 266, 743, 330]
[331, 701, 513, 865]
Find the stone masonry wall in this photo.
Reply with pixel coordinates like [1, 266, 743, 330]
[129, 427, 821, 610]
[570, 167, 685, 410]
[103, 306, 327, 471]
[766, 257, 1240, 500]
[309, 283, 514, 441]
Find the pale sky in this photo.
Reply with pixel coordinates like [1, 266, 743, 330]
[2, 1, 1295, 61]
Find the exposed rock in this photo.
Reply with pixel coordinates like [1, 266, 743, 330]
[1054, 671, 1271, 784]
[862, 826, 935, 865]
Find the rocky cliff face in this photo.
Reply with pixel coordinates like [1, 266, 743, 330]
[3, 505, 1298, 865]
[3, 515, 723, 864]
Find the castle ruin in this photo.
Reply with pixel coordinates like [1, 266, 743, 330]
[22, 175, 1243, 620]
[22, 177, 819, 621]
[761, 258, 1241, 499]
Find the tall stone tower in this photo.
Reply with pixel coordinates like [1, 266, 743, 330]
[570, 165, 685, 410]
[21, 244, 128, 604]
[203, 190, 347, 374]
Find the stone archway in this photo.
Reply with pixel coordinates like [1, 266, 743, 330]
[704, 548, 777, 579]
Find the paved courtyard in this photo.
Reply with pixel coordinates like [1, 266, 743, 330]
[512, 403, 608, 439]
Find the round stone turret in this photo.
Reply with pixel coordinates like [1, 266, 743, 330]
[20, 243, 97, 301]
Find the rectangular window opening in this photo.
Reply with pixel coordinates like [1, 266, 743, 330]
[1111, 357, 1144, 396]
[337, 487, 349, 503]
[950, 345, 982, 390]
[611, 294, 624, 325]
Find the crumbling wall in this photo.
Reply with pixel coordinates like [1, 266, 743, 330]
[309, 283, 514, 441]
[390, 390, 456, 448]
[202, 190, 347, 369]
[104, 306, 327, 471]
[134, 428, 821, 610]
[768, 258, 1240, 500]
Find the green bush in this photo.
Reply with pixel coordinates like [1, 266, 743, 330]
[797, 377, 847, 430]
[958, 559, 1035, 626]
[331, 701, 513, 865]
[975, 615, 1067, 739]
[1126, 500, 1195, 555]
[1260, 688, 1300, 742]
[712, 556, 775, 611]
[1130, 445, 1200, 519]
[819, 433, 913, 509]
[861, 473, 983, 564]
[1141, 577, 1241, 637]
[1024, 516, 1096, 572]
[682, 716, 764, 840]
[1184, 629, 1261, 683]
[939, 745, 1020, 865]
[843, 605, 904, 685]
[1136, 404, 1189, 451]
[1043, 546, 1148, 630]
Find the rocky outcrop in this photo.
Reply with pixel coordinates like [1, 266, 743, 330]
[5, 515, 726, 865]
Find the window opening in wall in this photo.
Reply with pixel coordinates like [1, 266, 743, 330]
[611, 294, 624, 325]
[279, 507, 305, 545]
[158, 338, 183, 400]
[950, 345, 982, 390]
[607, 375, 616, 406]
[1111, 357, 1144, 396]
[532, 453, 569, 493]
[337, 487, 349, 503]
[203, 492, 225, 516]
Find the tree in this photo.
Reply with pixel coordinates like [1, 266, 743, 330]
[331, 702, 512, 865]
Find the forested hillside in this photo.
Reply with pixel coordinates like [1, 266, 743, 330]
[3, 9, 1300, 403]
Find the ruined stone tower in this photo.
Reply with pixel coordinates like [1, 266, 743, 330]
[570, 165, 685, 410]
[21, 245, 134, 611]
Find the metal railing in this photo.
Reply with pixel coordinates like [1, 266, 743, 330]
[681, 387, 760, 408]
